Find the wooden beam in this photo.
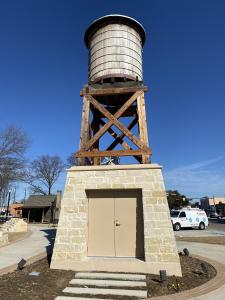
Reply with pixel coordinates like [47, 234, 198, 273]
[91, 106, 137, 117]
[80, 86, 148, 97]
[83, 90, 143, 150]
[99, 119, 130, 150]
[89, 95, 150, 151]
[107, 116, 138, 151]
[76, 149, 151, 158]
[78, 96, 90, 165]
[91, 109, 101, 165]
[137, 92, 149, 146]
[79, 96, 90, 148]
[137, 92, 150, 163]
[99, 118, 142, 163]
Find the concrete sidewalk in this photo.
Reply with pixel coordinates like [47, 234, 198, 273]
[177, 240, 225, 265]
[177, 241, 225, 300]
[0, 225, 55, 274]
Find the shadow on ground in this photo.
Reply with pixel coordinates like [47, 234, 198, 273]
[41, 228, 56, 265]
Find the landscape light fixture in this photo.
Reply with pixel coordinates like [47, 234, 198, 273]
[200, 262, 209, 276]
[17, 258, 26, 270]
[183, 248, 190, 256]
[159, 270, 167, 282]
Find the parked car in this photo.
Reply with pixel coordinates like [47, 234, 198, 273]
[209, 211, 219, 218]
[170, 208, 208, 231]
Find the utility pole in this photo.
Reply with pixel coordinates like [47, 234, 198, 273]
[213, 195, 216, 211]
[13, 187, 16, 204]
[24, 188, 27, 202]
[6, 190, 11, 219]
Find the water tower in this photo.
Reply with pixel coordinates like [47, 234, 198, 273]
[51, 15, 181, 277]
[76, 15, 151, 165]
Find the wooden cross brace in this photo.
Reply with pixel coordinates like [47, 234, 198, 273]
[99, 117, 142, 163]
[76, 89, 152, 163]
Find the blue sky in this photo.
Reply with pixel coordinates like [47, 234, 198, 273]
[0, 0, 225, 199]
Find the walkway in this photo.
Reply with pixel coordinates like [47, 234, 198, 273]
[177, 241, 225, 300]
[177, 240, 225, 265]
[0, 225, 55, 274]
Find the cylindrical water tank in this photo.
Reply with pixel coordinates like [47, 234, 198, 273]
[84, 15, 146, 83]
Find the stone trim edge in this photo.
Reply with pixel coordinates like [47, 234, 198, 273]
[67, 163, 162, 172]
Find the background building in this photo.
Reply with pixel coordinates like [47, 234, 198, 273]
[22, 191, 61, 223]
[200, 197, 225, 210]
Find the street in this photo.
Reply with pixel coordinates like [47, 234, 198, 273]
[208, 218, 225, 231]
[174, 218, 225, 237]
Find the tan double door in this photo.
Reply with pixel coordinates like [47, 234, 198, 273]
[88, 190, 144, 258]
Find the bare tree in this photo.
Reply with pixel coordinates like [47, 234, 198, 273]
[67, 153, 77, 168]
[0, 125, 29, 206]
[26, 155, 65, 195]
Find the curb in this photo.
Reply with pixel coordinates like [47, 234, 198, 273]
[149, 255, 225, 300]
[0, 249, 52, 276]
[0, 227, 54, 276]
[0, 230, 32, 249]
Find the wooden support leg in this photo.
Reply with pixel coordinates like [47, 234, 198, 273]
[91, 109, 101, 165]
[137, 92, 150, 163]
[78, 96, 90, 165]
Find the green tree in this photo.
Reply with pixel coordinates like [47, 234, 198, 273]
[166, 190, 190, 210]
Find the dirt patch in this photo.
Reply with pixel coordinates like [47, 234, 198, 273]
[176, 236, 225, 245]
[0, 256, 74, 300]
[0, 255, 216, 299]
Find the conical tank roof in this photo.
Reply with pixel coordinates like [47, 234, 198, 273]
[84, 14, 146, 48]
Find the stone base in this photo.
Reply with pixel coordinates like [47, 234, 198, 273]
[51, 258, 181, 276]
[51, 164, 182, 276]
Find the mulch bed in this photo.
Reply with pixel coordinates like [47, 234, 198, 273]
[0, 254, 216, 299]
[146, 255, 216, 298]
[0, 256, 74, 300]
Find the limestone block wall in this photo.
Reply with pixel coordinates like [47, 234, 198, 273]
[52, 164, 180, 270]
[1, 218, 27, 233]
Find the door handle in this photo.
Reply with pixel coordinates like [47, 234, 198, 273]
[115, 220, 121, 226]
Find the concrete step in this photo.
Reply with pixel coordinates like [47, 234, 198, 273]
[56, 297, 112, 300]
[70, 278, 146, 287]
[63, 287, 147, 298]
[75, 272, 146, 281]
